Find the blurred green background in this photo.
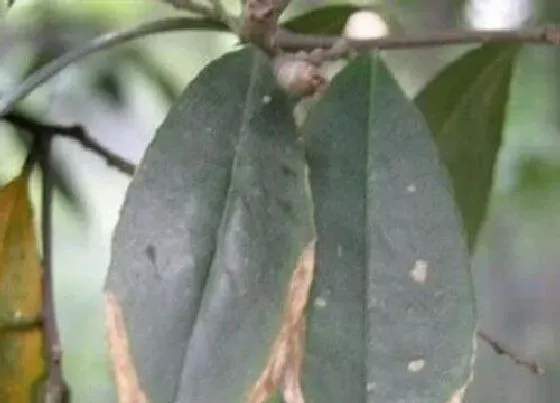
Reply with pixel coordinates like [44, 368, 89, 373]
[1, 0, 560, 401]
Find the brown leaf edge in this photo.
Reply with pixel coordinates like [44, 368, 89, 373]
[446, 329, 478, 403]
[104, 292, 149, 403]
[246, 240, 316, 403]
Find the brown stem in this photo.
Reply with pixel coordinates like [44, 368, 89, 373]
[273, 24, 560, 54]
[39, 133, 71, 402]
[477, 330, 543, 374]
[3, 112, 135, 176]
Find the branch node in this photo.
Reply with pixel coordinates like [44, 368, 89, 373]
[273, 53, 328, 98]
[2, 112, 135, 176]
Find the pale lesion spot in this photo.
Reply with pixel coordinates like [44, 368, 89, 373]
[313, 296, 327, 308]
[410, 259, 428, 284]
[407, 359, 425, 372]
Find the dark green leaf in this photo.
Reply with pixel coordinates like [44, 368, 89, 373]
[105, 47, 314, 402]
[303, 54, 475, 402]
[282, 5, 361, 35]
[416, 44, 519, 249]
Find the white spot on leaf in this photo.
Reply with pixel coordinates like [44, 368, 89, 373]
[337, 244, 342, 257]
[262, 95, 272, 104]
[366, 381, 376, 391]
[314, 297, 327, 308]
[406, 184, 417, 193]
[410, 259, 428, 284]
[407, 359, 425, 372]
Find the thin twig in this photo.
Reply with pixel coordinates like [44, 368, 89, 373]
[0, 16, 230, 116]
[3, 111, 136, 175]
[39, 133, 71, 402]
[477, 330, 543, 374]
[273, 24, 560, 54]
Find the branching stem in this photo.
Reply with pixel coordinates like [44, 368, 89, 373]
[3, 111, 135, 175]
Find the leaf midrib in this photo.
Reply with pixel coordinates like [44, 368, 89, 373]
[171, 52, 263, 403]
[437, 46, 517, 140]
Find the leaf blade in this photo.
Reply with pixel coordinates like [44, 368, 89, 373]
[415, 44, 520, 249]
[105, 47, 314, 403]
[303, 53, 475, 402]
[282, 5, 361, 35]
[0, 171, 45, 403]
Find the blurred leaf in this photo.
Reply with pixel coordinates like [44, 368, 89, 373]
[0, 16, 232, 116]
[416, 44, 519, 250]
[122, 49, 180, 104]
[282, 5, 361, 34]
[0, 169, 45, 403]
[283, 4, 404, 36]
[105, 47, 314, 402]
[93, 68, 126, 106]
[303, 53, 475, 402]
[513, 157, 560, 206]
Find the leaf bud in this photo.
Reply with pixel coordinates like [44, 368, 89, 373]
[273, 55, 327, 98]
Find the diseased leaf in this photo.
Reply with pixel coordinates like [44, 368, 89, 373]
[105, 47, 314, 403]
[303, 54, 475, 402]
[105, 292, 148, 403]
[282, 5, 361, 35]
[416, 44, 520, 249]
[0, 170, 45, 403]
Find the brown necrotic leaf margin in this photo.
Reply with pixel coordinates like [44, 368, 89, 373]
[105, 292, 149, 403]
[247, 241, 316, 403]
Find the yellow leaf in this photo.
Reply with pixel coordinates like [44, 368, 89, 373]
[0, 172, 45, 402]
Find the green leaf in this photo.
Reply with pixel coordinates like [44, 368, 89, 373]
[282, 5, 361, 35]
[416, 44, 519, 250]
[105, 47, 314, 402]
[303, 54, 475, 402]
